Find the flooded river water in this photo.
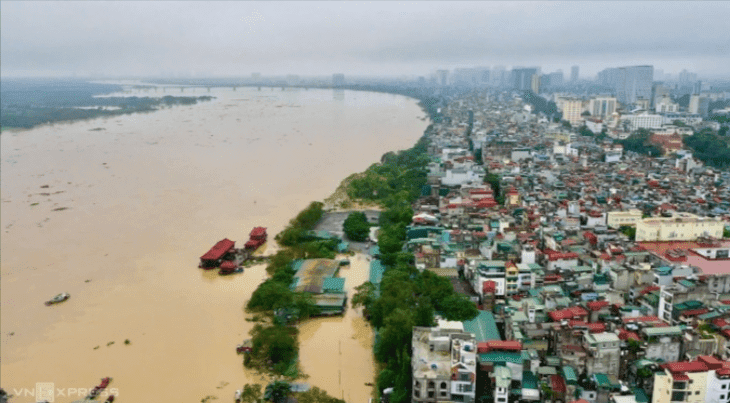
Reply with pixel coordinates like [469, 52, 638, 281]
[0, 86, 428, 402]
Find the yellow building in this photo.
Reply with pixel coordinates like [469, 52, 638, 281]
[651, 362, 708, 403]
[607, 209, 643, 229]
[635, 213, 725, 242]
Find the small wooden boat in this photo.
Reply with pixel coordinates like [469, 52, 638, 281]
[45, 293, 70, 306]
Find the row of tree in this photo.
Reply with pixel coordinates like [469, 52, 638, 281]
[246, 201, 339, 377]
[348, 132, 479, 403]
[2, 95, 214, 129]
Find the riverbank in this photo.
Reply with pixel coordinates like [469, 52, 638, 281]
[0, 86, 428, 402]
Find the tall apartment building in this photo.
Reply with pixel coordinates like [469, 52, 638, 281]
[561, 98, 584, 126]
[589, 96, 617, 118]
[597, 65, 653, 105]
[689, 95, 711, 117]
[437, 70, 449, 87]
[530, 74, 541, 93]
[571, 65, 579, 82]
[635, 213, 725, 242]
[412, 324, 477, 403]
[332, 73, 345, 87]
[512, 68, 539, 91]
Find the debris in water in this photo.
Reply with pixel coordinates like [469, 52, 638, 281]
[124, 339, 131, 345]
[40, 185, 49, 188]
[52, 207, 70, 211]
[94, 346, 100, 350]
[106, 341, 115, 347]
[85, 279, 91, 283]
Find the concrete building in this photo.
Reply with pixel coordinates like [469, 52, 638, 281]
[689, 95, 711, 117]
[412, 323, 477, 403]
[635, 213, 725, 242]
[562, 98, 585, 126]
[642, 326, 684, 363]
[589, 96, 617, 119]
[531, 74, 541, 94]
[584, 332, 621, 376]
[621, 112, 663, 131]
[437, 70, 449, 87]
[598, 66, 653, 105]
[332, 73, 345, 87]
[512, 68, 539, 91]
[571, 65, 579, 82]
[607, 209, 643, 229]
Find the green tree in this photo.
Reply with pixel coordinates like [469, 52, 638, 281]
[375, 308, 415, 364]
[343, 211, 370, 241]
[724, 228, 730, 239]
[247, 280, 294, 312]
[250, 325, 298, 374]
[240, 384, 262, 403]
[484, 173, 503, 205]
[619, 226, 637, 241]
[438, 294, 478, 321]
[352, 282, 376, 311]
[296, 387, 345, 403]
[264, 381, 291, 403]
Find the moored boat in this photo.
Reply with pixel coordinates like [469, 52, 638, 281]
[45, 292, 70, 306]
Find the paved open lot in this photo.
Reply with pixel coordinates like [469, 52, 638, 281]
[314, 210, 380, 253]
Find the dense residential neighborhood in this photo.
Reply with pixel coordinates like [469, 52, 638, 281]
[364, 75, 730, 403]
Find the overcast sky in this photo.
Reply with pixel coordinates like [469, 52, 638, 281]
[2, 1, 729, 79]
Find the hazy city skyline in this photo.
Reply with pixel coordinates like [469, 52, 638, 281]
[2, 1, 729, 79]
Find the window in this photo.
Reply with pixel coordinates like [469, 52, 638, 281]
[428, 381, 435, 389]
[696, 391, 700, 395]
[723, 384, 728, 390]
[441, 382, 448, 389]
[428, 391, 435, 398]
[414, 390, 420, 398]
[721, 395, 725, 400]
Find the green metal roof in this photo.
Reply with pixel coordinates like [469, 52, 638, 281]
[322, 277, 346, 293]
[679, 280, 696, 288]
[633, 387, 649, 403]
[369, 260, 385, 285]
[478, 352, 523, 364]
[699, 311, 722, 320]
[562, 366, 578, 384]
[463, 311, 501, 342]
[522, 371, 539, 389]
[593, 373, 620, 390]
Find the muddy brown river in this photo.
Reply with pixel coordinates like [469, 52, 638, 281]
[0, 85, 428, 402]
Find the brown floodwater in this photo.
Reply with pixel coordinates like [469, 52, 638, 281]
[0, 85, 428, 402]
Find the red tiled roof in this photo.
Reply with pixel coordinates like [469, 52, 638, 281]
[662, 361, 709, 373]
[622, 316, 662, 324]
[200, 238, 235, 261]
[618, 329, 640, 341]
[550, 375, 567, 393]
[543, 249, 579, 261]
[681, 308, 710, 317]
[639, 286, 660, 296]
[249, 227, 267, 237]
[587, 301, 609, 311]
[569, 320, 606, 333]
[549, 306, 589, 321]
